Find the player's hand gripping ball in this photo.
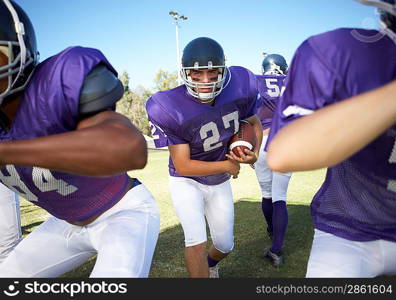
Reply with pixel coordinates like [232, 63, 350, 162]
[228, 120, 257, 158]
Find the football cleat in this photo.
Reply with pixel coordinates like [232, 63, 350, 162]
[209, 264, 220, 278]
[262, 248, 284, 267]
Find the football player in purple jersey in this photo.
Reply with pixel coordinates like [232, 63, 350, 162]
[254, 54, 292, 267]
[0, 0, 160, 277]
[146, 37, 263, 277]
[267, 0, 396, 277]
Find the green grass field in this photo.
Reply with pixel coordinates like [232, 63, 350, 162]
[21, 149, 326, 278]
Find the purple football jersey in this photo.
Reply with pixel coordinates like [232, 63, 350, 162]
[269, 28, 396, 242]
[146, 66, 258, 185]
[256, 74, 286, 130]
[0, 46, 130, 222]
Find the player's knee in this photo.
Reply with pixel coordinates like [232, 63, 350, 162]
[213, 240, 234, 254]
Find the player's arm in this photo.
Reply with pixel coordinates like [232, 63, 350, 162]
[267, 80, 396, 173]
[226, 115, 263, 164]
[169, 143, 240, 177]
[0, 66, 147, 176]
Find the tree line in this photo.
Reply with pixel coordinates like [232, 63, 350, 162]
[116, 69, 179, 136]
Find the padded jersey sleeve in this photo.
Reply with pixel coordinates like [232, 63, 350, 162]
[47, 46, 118, 129]
[146, 95, 188, 148]
[267, 39, 341, 147]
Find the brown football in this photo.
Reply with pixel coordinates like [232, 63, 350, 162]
[228, 120, 257, 158]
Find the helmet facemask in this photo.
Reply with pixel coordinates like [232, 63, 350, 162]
[0, 41, 36, 101]
[0, 0, 38, 104]
[181, 62, 230, 103]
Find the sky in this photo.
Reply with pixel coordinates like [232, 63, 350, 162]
[14, 0, 378, 90]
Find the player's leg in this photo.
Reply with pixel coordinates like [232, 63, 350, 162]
[381, 239, 396, 276]
[0, 184, 21, 263]
[263, 171, 292, 266]
[0, 216, 96, 277]
[254, 136, 273, 238]
[90, 181, 160, 277]
[169, 176, 208, 277]
[306, 229, 382, 277]
[205, 180, 234, 277]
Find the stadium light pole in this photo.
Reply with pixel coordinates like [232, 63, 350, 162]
[169, 10, 187, 84]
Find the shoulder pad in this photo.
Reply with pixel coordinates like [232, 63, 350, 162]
[79, 64, 124, 115]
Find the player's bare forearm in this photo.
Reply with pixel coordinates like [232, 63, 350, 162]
[177, 159, 239, 176]
[267, 80, 396, 172]
[0, 111, 147, 176]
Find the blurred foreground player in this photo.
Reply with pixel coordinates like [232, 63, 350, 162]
[0, 0, 159, 277]
[267, 0, 396, 277]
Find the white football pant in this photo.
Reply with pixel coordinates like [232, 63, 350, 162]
[169, 176, 234, 253]
[0, 183, 160, 278]
[0, 183, 21, 263]
[254, 135, 292, 202]
[306, 229, 396, 277]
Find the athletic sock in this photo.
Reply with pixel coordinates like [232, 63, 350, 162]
[261, 197, 273, 233]
[270, 201, 288, 254]
[207, 255, 219, 268]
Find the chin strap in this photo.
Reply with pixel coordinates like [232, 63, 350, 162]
[381, 21, 396, 44]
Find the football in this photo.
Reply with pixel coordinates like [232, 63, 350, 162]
[228, 120, 257, 158]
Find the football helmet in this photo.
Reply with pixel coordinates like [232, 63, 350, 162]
[262, 54, 288, 75]
[355, 0, 396, 33]
[0, 0, 38, 104]
[180, 37, 230, 103]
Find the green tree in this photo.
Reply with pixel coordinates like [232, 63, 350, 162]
[153, 69, 179, 92]
[116, 72, 152, 136]
[119, 71, 130, 93]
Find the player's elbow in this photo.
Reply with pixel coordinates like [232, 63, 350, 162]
[125, 134, 148, 170]
[109, 123, 148, 171]
[174, 165, 188, 176]
[173, 161, 193, 176]
[267, 149, 290, 173]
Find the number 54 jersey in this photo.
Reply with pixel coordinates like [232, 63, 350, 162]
[0, 46, 129, 223]
[256, 74, 286, 130]
[146, 66, 258, 186]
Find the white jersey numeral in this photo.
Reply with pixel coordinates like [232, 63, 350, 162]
[201, 122, 222, 152]
[149, 121, 167, 141]
[32, 167, 77, 196]
[265, 78, 281, 97]
[387, 139, 396, 193]
[200, 111, 239, 152]
[0, 165, 38, 202]
[0, 165, 78, 202]
[222, 111, 239, 134]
